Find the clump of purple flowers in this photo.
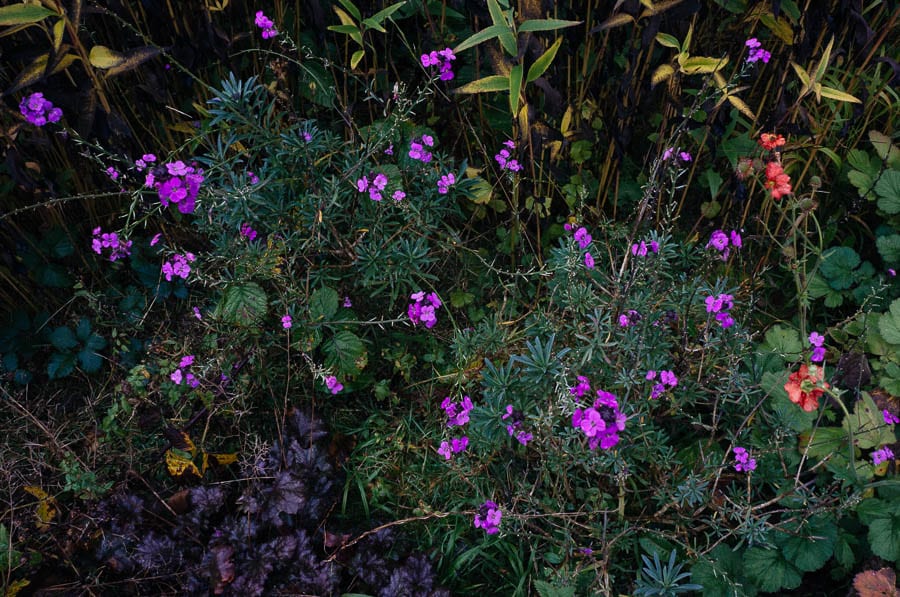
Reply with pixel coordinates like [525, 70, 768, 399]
[646, 369, 678, 399]
[437, 437, 469, 460]
[408, 291, 442, 328]
[473, 500, 502, 535]
[564, 223, 595, 271]
[631, 239, 660, 257]
[808, 331, 826, 363]
[438, 396, 473, 460]
[255, 11, 277, 39]
[884, 410, 900, 425]
[663, 147, 691, 162]
[494, 140, 522, 172]
[707, 229, 742, 260]
[146, 160, 205, 214]
[437, 172, 456, 194]
[134, 153, 157, 172]
[745, 38, 771, 64]
[872, 446, 894, 466]
[356, 172, 389, 201]
[325, 375, 343, 395]
[421, 48, 456, 81]
[92, 228, 133, 261]
[733, 446, 757, 472]
[618, 309, 641, 328]
[161, 252, 196, 282]
[240, 223, 258, 241]
[281, 314, 292, 329]
[570, 379, 627, 450]
[19, 92, 62, 127]
[170, 355, 199, 388]
[408, 135, 434, 163]
[705, 293, 735, 328]
[502, 405, 533, 445]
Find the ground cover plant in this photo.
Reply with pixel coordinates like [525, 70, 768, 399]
[1, 1, 899, 595]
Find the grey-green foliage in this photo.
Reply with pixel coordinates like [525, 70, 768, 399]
[634, 549, 703, 596]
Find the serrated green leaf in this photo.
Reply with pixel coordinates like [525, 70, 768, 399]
[878, 299, 900, 345]
[216, 283, 268, 324]
[526, 36, 563, 83]
[47, 352, 76, 379]
[843, 392, 897, 449]
[833, 528, 857, 568]
[324, 330, 367, 376]
[0, 4, 56, 26]
[868, 514, 900, 563]
[799, 426, 846, 460]
[533, 579, 575, 597]
[50, 327, 78, 351]
[77, 347, 103, 373]
[743, 547, 802, 592]
[875, 170, 900, 214]
[775, 515, 836, 572]
[75, 318, 92, 342]
[761, 324, 803, 359]
[820, 246, 861, 290]
[309, 286, 339, 322]
[876, 234, 900, 263]
[450, 290, 474, 308]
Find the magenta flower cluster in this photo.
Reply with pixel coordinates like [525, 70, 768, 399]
[438, 396, 473, 460]
[408, 135, 434, 163]
[91, 228, 132, 261]
[631, 239, 660, 257]
[618, 309, 641, 327]
[733, 446, 757, 472]
[147, 161, 205, 214]
[19, 92, 62, 127]
[171, 355, 199, 388]
[646, 369, 678, 399]
[745, 38, 771, 64]
[663, 147, 691, 162]
[570, 378, 626, 450]
[494, 140, 522, 172]
[705, 293, 735, 328]
[502, 405, 533, 445]
[408, 291, 442, 328]
[421, 48, 456, 81]
[884, 410, 900, 425]
[255, 11, 277, 39]
[808, 331, 826, 363]
[281, 314, 292, 329]
[437, 172, 456, 194]
[240, 223, 258, 241]
[872, 446, 894, 466]
[473, 500, 502, 535]
[564, 223, 595, 270]
[357, 172, 390, 201]
[707, 229, 742, 260]
[325, 375, 343, 395]
[162, 252, 196, 282]
[134, 153, 157, 172]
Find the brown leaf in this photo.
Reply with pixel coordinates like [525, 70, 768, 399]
[854, 568, 899, 597]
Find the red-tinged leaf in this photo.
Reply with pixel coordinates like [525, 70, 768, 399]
[853, 568, 899, 597]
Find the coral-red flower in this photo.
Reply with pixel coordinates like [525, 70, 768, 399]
[759, 133, 786, 151]
[784, 364, 828, 412]
[765, 161, 792, 199]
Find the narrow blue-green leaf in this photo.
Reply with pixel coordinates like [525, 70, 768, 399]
[526, 36, 563, 83]
[509, 64, 523, 116]
[454, 24, 510, 53]
[517, 18, 581, 33]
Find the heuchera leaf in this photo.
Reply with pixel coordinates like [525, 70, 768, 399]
[820, 246, 861, 290]
[743, 547, 802, 592]
[875, 170, 900, 214]
[876, 234, 900, 263]
[879, 299, 900, 345]
[853, 568, 899, 597]
[775, 514, 836, 572]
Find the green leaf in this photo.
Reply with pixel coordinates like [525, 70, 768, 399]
[875, 170, 900, 214]
[324, 330, 367, 376]
[454, 75, 509, 94]
[77, 346, 103, 373]
[350, 49, 365, 69]
[486, 0, 508, 27]
[761, 324, 803, 359]
[533, 580, 575, 597]
[454, 24, 511, 53]
[878, 299, 900, 345]
[655, 32, 681, 50]
[216, 283, 268, 324]
[843, 392, 897, 449]
[89, 45, 125, 70]
[0, 523, 21, 569]
[362, 1, 406, 32]
[334, 0, 361, 21]
[0, 4, 56, 26]
[833, 527, 857, 569]
[75, 318, 92, 342]
[526, 36, 563, 83]
[775, 514, 836, 572]
[762, 370, 817, 432]
[819, 246, 861, 290]
[868, 513, 900, 563]
[518, 18, 581, 33]
[309, 286, 339, 322]
[509, 63, 523, 115]
[47, 352, 76, 379]
[679, 55, 729, 74]
[450, 290, 474, 308]
[799, 426, 846, 460]
[84, 333, 106, 352]
[876, 234, 900, 263]
[50, 326, 78, 351]
[743, 547, 802, 592]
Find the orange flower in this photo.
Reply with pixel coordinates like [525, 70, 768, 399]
[759, 133, 786, 151]
[765, 161, 792, 199]
[784, 364, 829, 412]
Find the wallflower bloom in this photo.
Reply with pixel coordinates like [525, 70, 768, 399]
[618, 310, 641, 327]
[19, 92, 62, 126]
[325, 375, 343, 394]
[705, 294, 734, 313]
[572, 388, 626, 450]
[584, 252, 595, 269]
[745, 38, 771, 63]
[437, 172, 456, 194]
[872, 446, 894, 466]
[884, 410, 900, 425]
[161, 252, 196, 281]
[631, 239, 660, 257]
[784, 363, 829, 412]
[441, 395, 474, 427]
[809, 331, 826, 362]
[573, 227, 592, 249]
[733, 446, 757, 472]
[570, 376, 592, 398]
[106, 167, 120, 181]
[495, 140, 522, 172]
[153, 161, 204, 214]
[92, 228, 133, 261]
[707, 230, 729, 251]
[473, 500, 502, 534]
[408, 291, 442, 328]
[240, 223, 258, 241]
[281, 314, 292, 329]
[765, 161, 792, 199]
[421, 48, 456, 80]
[255, 11, 277, 39]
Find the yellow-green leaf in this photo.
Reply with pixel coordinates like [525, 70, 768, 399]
[52, 18, 64, 52]
[760, 13, 793, 45]
[454, 23, 510, 53]
[89, 45, 124, 69]
[727, 95, 756, 120]
[350, 49, 365, 69]
[818, 85, 861, 103]
[454, 74, 509, 94]
[594, 13, 635, 31]
[0, 4, 56, 26]
[640, 0, 685, 18]
[7, 53, 50, 95]
[466, 175, 493, 204]
[814, 36, 835, 82]
[509, 63, 523, 115]
[526, 36, 562, 83]
[498, 29, 517, 57]
[362, 1, 405, 32]
[105, 46, 160, 77]
[651, 64, 675, 86]
[518, 18, 581, 33]
[335, 0, 361, 21]
[679, 55, 728, 74]
[655, 32, 681, 50]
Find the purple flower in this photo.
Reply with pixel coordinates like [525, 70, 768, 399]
[193, 307, 202, 320]
[409, 290, 442, 328]
[179, 355, 195, 368]
[473, 500, 502, 534]
[679, 151, 692, 162]
[663, 147, 674, 160]
[437, 441, 453, 460]
[660, 370, 678, 387]
[150, 233, 162, 246]
[716, 312, 735, 328]
[809, 332, 825, 347]
[301, 132, 312, 143]
[729, 230, 742, 248]
[451, 436, 469, 453]
[392, 190, 406, 201]
[106, 166, 120, 181]
[570, 376, 591, 397]
[343, 296, 352, 308]
[811, 346, 826, 363]
[745, 38, 771, 63]
[170, 369, 183, 385]
[161, 252, 196, 281]
[240, 223, 258, 241]
[705, 294, 734, 314]
[571, 386, 626, 450]
[408, 140, 433, 163]
[437, 172, 456, 194]
[91, 228, 133, 261]
[154, 161, 204, 214]
[495, 140, 522, 172]
[281, 314, 292, 329]
[584, 252, 595, 269]
[255, 11, 277, 39]
[573, 227, 592, 249]
[733, 446, 757, 472]
[442, 395, 474, 427]
[422, 48, 456, 80]
[883, 410, 900, 425]
[19, 92, 63, 127]
[247, 171, 260, 184]
[872, 446, 894, 466]
[618, 310, 640, 328]
[708, 230, 729, 251]
[325, 375, 343, 394]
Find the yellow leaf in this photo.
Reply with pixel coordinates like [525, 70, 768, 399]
[165, 449, 200, 479]
[350, 49, 365, 70]
[818, 85, 861, 104]
[759, 13, 793, 45]
[164, 427, 197, 457]
[201, 452, 238, 474]
[332, 6, 356, 27]
[679, 55, 728, 74]
[594, 13, 634, 31]
[7, 53, 50, 96]
[5, 579, 30, 597]
[23, 485, 49, 500]
[106, 46, 161, 78]
[727, 95, 756, 120]
[24, 486, 58, 531]
[88, 45, 124, 70]
[651, 64, 675, 86]
[52, 18, 64, 53]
